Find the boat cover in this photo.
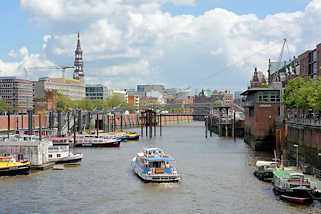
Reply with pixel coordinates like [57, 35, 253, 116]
[146, 157, 175, 161]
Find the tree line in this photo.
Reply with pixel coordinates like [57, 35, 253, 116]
[283, 77, 321, 112]
[57, 93, 135, 112]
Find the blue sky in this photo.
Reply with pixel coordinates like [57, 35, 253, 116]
[0, 0, 318, 91]
[162, 0, 310, 17]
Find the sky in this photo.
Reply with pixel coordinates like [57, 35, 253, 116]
[0, 0, 319, 92]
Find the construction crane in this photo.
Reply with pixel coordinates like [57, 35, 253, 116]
[278, 38, 290, 69]
[24, 65, 74, 79]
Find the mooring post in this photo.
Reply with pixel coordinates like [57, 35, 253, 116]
[120, 113, 123, 131]
[205, 116, 208, 138]
[57, 111, 62, 137]
[210, 116, 213, 137]
[7, 111, 10, 139]
[77, 110, 82, 134]
[67, 111, 70, 135]
[107, 114, 109, 133]
[149, 111, 153, 138]
[28, 109, 33, 135]
[218, 111, 222, 137]
[232, 111, 235, 138]
[154, 112, 156, 136]
[113, 114, 116, 132]
[21, 113, 23, 130]
[73, 110, 76, 145]
[96, 113, 99, 138]
[39, 114, 42, 141]
[160, 114, 162, 136]
[16, 115, 18, 131]
[145, 112, 148, 137]
[49, 111, 52, 129]
[140, 114, 144, 138]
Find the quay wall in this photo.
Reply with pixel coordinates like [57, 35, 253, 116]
[0, 115, 48, 132]
[286, 121, 321, 169]
[0, 141, 48, 166]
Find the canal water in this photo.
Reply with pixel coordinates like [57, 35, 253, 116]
[0, 122, 320, 214]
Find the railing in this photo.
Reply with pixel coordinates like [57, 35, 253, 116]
[286, 118, 321, 127]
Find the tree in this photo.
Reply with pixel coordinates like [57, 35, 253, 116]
[0, 99, 13, 113]
[106, 94, 127, 109]
[213, 100, 223, 106]
[77, 98, 96, 110]
[56, 92, 74, 111]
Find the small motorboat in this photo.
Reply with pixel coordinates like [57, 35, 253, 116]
[0, 156, 31, 176]
[253, 161, 278, 181]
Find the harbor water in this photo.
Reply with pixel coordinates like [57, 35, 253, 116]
[0, 122, 320, 214]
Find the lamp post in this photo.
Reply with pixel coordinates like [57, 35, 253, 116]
[293, 144, 299, 169]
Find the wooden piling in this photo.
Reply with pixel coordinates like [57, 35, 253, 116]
[154, 112, 156, 136]
[140, 115, 144, 138]
[232, 111, 235, 138]
[107, 114, 109, 133]
[73, 111, 76, 145]
[205, 116, 208, 138]
[96, 113, 99, 138]
[7, 111, 10, 139]
[149, 111, 152, 139]
[39, 114, 42, 141]
[120, 114, 123, 131]
[210, 116, 213, 137]
[160, 114, 162, 136]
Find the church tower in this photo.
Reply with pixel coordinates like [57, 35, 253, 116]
[73, 32, 84, 83]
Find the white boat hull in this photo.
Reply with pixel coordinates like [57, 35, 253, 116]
[131, 157, 180, 182]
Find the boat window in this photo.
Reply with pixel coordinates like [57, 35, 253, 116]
[48, 154, 52, 158]
[57, 154, 61, 158]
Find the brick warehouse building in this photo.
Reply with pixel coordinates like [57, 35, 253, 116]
[298, 43, 321, 79]
[241, 85, 281, 151]
[0, 77, 33, 112]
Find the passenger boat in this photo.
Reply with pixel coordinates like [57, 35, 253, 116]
[49, 137, 121, 147]
[50, 137, 72, 146]
[131, 148, 180, 182]
[48, 145, 83, 164]
[74, 137, 120, 147]
[0, 156, 31, 176]
[117, 131, 139, 140]
[272, 169, 314, 204]
[253, 161, 278, 181]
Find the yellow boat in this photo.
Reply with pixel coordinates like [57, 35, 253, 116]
[0, 156, 31, 176]
[117, 131, 139, 140]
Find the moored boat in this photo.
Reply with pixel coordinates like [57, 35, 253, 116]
[49, 136, 121, 147]
[48, 145, 83, 164]
[74, 137, 120, 147]
[117, 131, 139, 140]
[272, 169, 314, 204]
[0, 156, 30, 176]
[131, 148, 180, 182]
[254, 161, 278, 181]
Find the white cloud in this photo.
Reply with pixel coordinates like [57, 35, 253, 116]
[18, 0, 321, 90]
[0, 46, 56, 79]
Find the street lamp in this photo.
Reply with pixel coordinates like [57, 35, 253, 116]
[293, 144, 299, 169]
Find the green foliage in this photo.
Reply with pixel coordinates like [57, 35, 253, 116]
[259, 83, 269, 88]
[56, 92, 74, 111]
[105, 94, 127, 109]
[76, 98, 96, 110]
[0, 99, 13, 112]
[283, 77, 321, 111]
[213, 100, 223, 106]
